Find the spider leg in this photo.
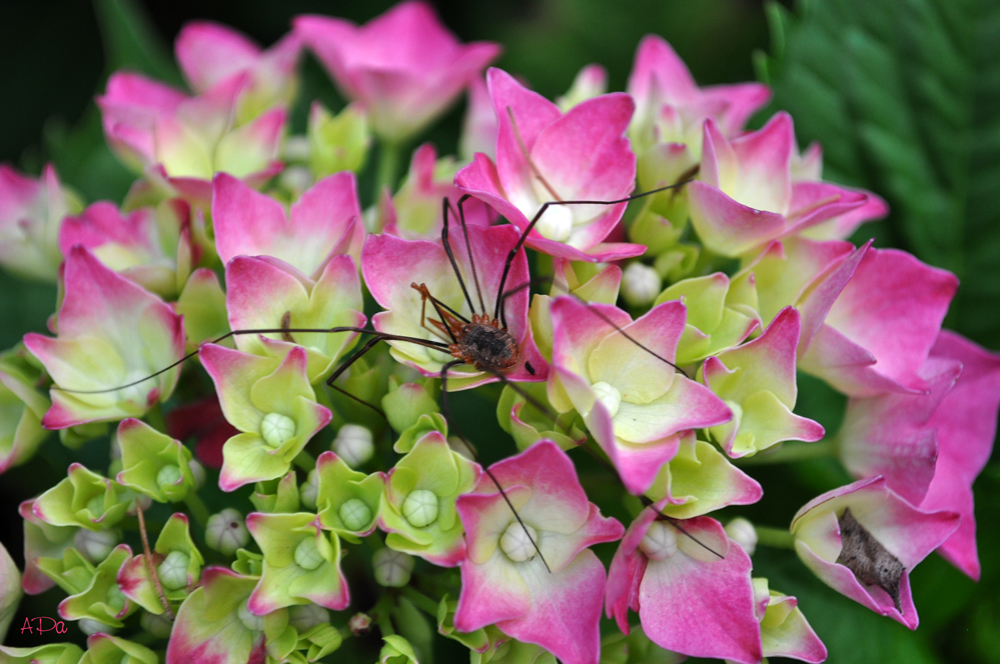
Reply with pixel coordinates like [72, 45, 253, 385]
[440, 197, 479, 317]
[438, 359, 551, 573]
[455, 194, 487, 316]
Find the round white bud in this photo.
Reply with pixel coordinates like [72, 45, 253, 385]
[79, 618, 114, 636]
[535, 205, 573, 243]
[500, 522, 540, 562]
[300, 469, 320, 510]
[206, 508, 249, 555]
[639, 521, 678, 561]
[140, 610, 173, 638]
[156, 464, 182, 488]
[237, 599, 264, 632]
[372, 548, 415, 587]
[74, 529, 118, 563]
[621, 262, 662, 307]
[334, 424, 374, 467]
[294, 536, 325, 570]
[283, 135, 311, 162]
[401, 489, 439, 528]
[348, 612, 372, 636]
[339, 498, 373, 532]
[725, 517, 758, 556]
[289, 603, 331, 631]
[158, 551, 191, 590]
[591, 381, 622, 418]
[260, 412, 297, 448]
[280, 165, 314, 194]
[188, 459, 206, 490]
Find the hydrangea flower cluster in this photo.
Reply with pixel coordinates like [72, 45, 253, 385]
[2, 3, 998, 664]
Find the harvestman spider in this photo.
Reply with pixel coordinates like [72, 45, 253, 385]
[56, 176, 717, 571]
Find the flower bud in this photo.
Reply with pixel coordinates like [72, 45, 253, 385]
[206, 508, 249, 555]
[725, 517, 758, 556]
[401, 489, 438, 528]
[261, 412, 297, 448]
[301, 469, 320, 510]
[141, 610, 173, 638]
[289, 603, 331, 631]
[621, 262, 662, 307]
[294, 537, 325, 570]
[79, 618, 115, 635]
[237, 599, 264, 632]
[188, 459, 206, 490]
[105, 583, 127, 613]
[500, 522, 539, 562]
[372, 548, 414, 587]
[339, 498, 373, 532]
[156, 464, 182, 488]
[74, 529, 118, 563]
[158, 551, 191, 590]
[639, 521, 678, 561]
[591, 381, 623, 418]
[348, 612, 372, 636]
[382, 381, 439, 433]
[333, 424, 374, 467]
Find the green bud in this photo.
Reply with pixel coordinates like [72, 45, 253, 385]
[294, 536, 324, 570]
[308, 102, 371, 177]
[156, 464, 182, 488]
[87, 495, 105, 517]
[237, 599, 264, 632]
[372, 548, 414, 587]
[339, 498, 373, 532]
[401, 489, 438, 528]
[205, 509, 249, 555]
[382, 381, 439, 433]
[288, 603, 331, 631]
[74, 529, 118, 563]
[333, 424, 374, 467]
[157, 551, 190, 590]
[105, 583, 127, 613]
[140, 610, 173, 639]
[261, 413, 297, 448]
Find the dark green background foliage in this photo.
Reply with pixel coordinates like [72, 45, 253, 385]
[1, 1, 998, 662]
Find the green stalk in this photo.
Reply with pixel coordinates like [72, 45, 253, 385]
[400, 586, 441, 616]
[735, 439, 838, 466]
[755, 526, 796, 549]
[183, 491, 210, 528]
[375, 139, 404, 198]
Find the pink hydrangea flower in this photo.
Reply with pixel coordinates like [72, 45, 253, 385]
[455, 441, 624, 664]
[0, 163, 81, 282]
[24, 246, 184, 429]
[791, 476, 960, 629]
[97, 72, 285, 203]
[58, 200, 191, 297]
[176, 22, 302, 122]
[295, 1, 500, 142]
[362, 223, 546, 389]
[627, 35, 769, 152]
[548, 296, 732, 494]
[688, 113, 875, 257]
[797, 246, 958, 397]
[456, 68, 644, 262]
[212, 171, 364, 277]
[605, 500, 762, 663]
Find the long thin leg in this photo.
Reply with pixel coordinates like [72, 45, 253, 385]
[454, 194, 487, 315]
[493, 176, 699, 325]
[324, 335, 389, 420]
[440, 197, 478, 318]
[414, 285, 454, 344]
[438, 359, 551, 572]
[56, 327, 451, 395]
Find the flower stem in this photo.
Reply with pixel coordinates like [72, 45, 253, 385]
[735, 439, 838, 466]
[400, 586, 440, 616]
[376, 139, 403, 199]
[294, 450, 316, 472]
[183, 491, 210, 528]
[755, 526, 795, 549]
[374, 595, 395, 636]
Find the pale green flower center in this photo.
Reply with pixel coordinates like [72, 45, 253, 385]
[592, 381, 622, 417]
[372, 548, 414, 587]
[339, 498, 372, 531]
[294, 536, 325, 570]
[86, 495, 105, 516]
[639, 521, 678, 561]
[535, 204, 574, 243]
[156, 464, 182, 488]
[158, 551, 190, 590]
[402, 489, 439, 527]
[500, 522, 540, 562]
[238, 599, 264, 632]
[106, 583, 127, 613]
[261, 412, 297, 447]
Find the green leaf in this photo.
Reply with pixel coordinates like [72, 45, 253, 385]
[91, 0, 181, 84]
[763, 0, 1000, 348]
